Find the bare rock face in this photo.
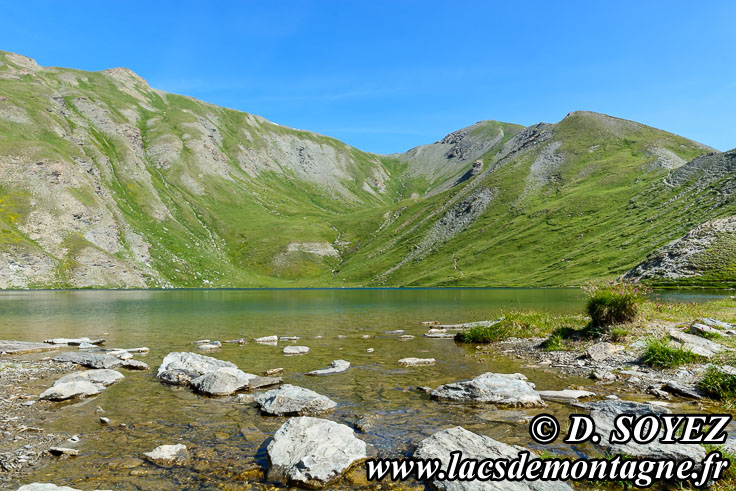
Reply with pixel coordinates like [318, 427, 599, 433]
[582, 400, 705, 461]
[143, 444, 189, 466]
[267, 417, 368, 487]
[430, 372, 545, 407]
[53, 352, 123, 369]
[414, 426, 572, 491]
[255, 384, 337, 416]
[155, 352, 237, 385]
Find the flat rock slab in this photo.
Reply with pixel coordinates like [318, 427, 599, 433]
[267, 416, 368, 487]
[53, 352, 123, 369]
[689, 323, 724, 337]
[190, 367, 256, 396]
[283, 346, 310, 355]
[121, 359, 149, 370]
[398, 357, 436, 367]
[54, 369, 124, 387]
[40, 380, 103, 401]
[18, 484, 80, 491]
[255, 384, 337, 416]
[143, 444, 189, 466]
[423, 332, 455, 339]
[431, 372, 545, 407]
[702, 318, 733, 329]
[255, 335, 278, 344]
[307, 359, 350, 376]
[45, 337, 105, 346]
[662, 381, 703, 399]
[435, 319, 502, 330]
[248, 376, 282, 389]
[414, 426, 571, 490]
[156, 352, 236, 385]
[582, 400, 705, 461]
[0, 340, 59, 355]
[538, 389, 595, 402]
[669, 329, 724, 358]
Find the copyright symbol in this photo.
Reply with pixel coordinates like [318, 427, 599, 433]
[529, 414, 560, 444]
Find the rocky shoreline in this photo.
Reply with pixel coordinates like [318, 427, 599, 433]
[2, 310, 736, 490]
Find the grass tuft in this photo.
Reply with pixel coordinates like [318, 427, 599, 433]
[641, 337, 703, 368]
[585, 283, 643, 328]
[698, 365, 736, 401]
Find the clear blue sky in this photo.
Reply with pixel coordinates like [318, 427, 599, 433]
[1, 1, 734, 153]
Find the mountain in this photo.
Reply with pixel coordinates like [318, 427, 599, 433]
[0, 51, 732, 288]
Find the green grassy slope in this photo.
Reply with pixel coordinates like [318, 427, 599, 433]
[0, 51, 731, 288]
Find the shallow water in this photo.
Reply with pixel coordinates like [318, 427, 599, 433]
[0, 288, 727, 489]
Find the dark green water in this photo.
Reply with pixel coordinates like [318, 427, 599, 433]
[0, 288, 726, 489]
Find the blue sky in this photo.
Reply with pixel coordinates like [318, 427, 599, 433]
[1, 1, 734, 153]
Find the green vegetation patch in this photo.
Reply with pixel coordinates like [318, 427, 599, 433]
[698, 365, 736, 401]
[586, 283, 642, 327]
[641, 337, 703, 368]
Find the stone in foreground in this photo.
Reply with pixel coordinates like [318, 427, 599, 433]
[40, 380, 103, 401]
[190, 367, 256, 396]
[583, 400, 705, 461]
[398, 357, 435, 367]
[53, 351, 123, 369]
[414, 426, 571, 490]
[307, 359, 350, 376]
[143, 444, 189, 466]
[255, 384, 337, 416]
[431, 372, 545, 407]
[267, 416, 368, 488]
[121, 359, 149, 370]
[156, 351, 236, 385]
[18, 484, 80, 491]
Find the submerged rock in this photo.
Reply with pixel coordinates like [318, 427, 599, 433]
[423, 332, 455, 339]
[582, 400, 705, 461]
[267, 416, 368, 487]
[255, 384, 337, 416]
[190, 367, 256, 396]
[54, 369, 124, 387]
[307, 359, 350, 376]
[431, 372, 545, 407]
[398, 357, 435, 367]
[283, 346, 310, 355]
[45, 337, 105, 346]
[538, 389, 595, 402]
[156, 352, 236, 385]
[143, 444, 189, 466]
[53, 352, 123, 369]
[40, 380, 103, 401]
[414, 426, 571, 490]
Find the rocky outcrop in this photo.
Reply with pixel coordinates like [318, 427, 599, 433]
[431, 372, 545, 407]
[267, 417, 368, 488]
[255, 384, 337, 416]
[414, 426, 571, 490]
